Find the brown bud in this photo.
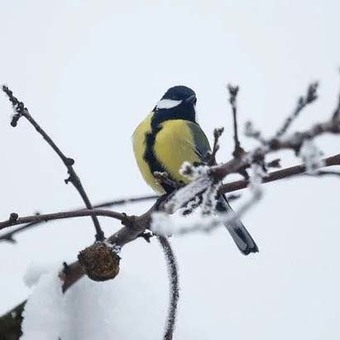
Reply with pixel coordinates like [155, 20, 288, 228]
[78, 242, 120, 282]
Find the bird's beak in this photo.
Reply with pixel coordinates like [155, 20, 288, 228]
[185, 94, 197, 104]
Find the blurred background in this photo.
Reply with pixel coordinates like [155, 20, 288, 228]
[0, 0, 339, 339]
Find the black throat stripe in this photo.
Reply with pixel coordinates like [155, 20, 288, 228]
[143, 107, 196, 194]
[143, 124, 175, 193]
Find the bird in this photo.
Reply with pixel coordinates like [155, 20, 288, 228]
[132, 85, 258, 255]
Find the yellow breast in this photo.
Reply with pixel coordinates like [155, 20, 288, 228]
[132, 115, 202, 194]
[132, 113, 165, 193]
[153, 120, 201, 183]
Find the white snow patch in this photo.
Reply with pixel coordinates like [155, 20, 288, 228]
[21, 266, 173, 340]
[166, 177, 211, 213]
[163, 163, 212, 214]
[299, 139, 325, 174]
[179, 162, 209, 181]
[23, 263, 51, 288]
[21, 266, 66, 340]
[151, 208, 222, 236]
[152, 163, 265, 236]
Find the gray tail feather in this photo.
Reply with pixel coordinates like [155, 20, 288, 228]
[216, 196, 259, 255]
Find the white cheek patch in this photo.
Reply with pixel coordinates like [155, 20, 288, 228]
[156, 99, 182, 109]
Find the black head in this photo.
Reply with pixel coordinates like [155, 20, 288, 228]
[152, 85, 197, 127]
[161, 85, 197, 104]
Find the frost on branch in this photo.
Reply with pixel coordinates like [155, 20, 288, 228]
[299, 140, 325, 174]
[162, 162, 212, 214]
[151, 162, 221, 235]
[151, 162, 266, 236]
[151, 209, 220, 236]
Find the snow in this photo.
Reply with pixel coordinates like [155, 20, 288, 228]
[152, 163, 265, 236]
[179, 162, 210, 181]
[151, 209, 221, 236]
[21, 267, 66, 340]
[165, 177, 211, 214]
[23, 263, 51, 288]
[299, 139, 325, 174]
[22, 265, 204, 340]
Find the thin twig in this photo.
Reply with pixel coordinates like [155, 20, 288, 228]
[227, 84, 250, 180]
[275, 82, 319, 138]
[213, 109, 340, 182]
[208, 127, 224, 165]
[0, 221, 38, 243]
[157, 236, 179, 340]
[0, 209, 126, 232]
[94, 194, 157, 208]
[227, 84, 244, 158]
[220, 153, 340, 193]
[244, 121, 266, 144]
[2, 85, 105, 241]
[0, 195, 158, 243]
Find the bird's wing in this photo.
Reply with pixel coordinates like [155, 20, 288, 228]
[186, 121, 211, 161]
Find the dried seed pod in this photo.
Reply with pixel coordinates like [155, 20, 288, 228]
[78, 242, 120, 281]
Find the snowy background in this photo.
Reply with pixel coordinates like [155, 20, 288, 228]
[0, 0, 339, 339]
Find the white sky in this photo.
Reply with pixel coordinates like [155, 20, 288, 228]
[0, 0, 340, 339]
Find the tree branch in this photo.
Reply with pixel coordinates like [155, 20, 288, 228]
[94, 194, 157, 208]
[157, 236, 179, 340]
[213, 95, 340, 181]
[220, 153, 340, 193]
[2, 85, 105, 241]
[227, 84, 244, 158]
[0, 194, 158, 243]
[275, 82, 318, 138]
[207, 127, 224, 165]
[0, 209, 126, 232]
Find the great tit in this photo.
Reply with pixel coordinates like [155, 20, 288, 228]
[132, 85, 258, 255]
